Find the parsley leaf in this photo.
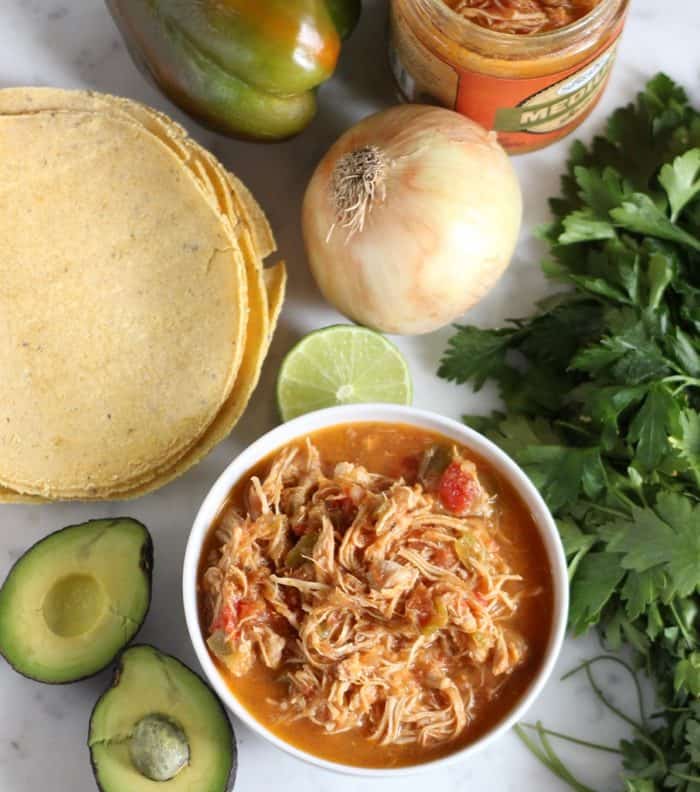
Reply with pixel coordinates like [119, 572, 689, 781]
[576, 165, 633, 216]
[517, 446, 606, 512]
[675, 653, 700, 697]
[571, 323, 671, 385]
[666, 328, 700, 376]
[569, 552, 626, 634]
[437, 325, 518, 390]
[628, 384, 678, 471]
[659, 150, 700, 222]
[647, 250, 676, 309]
[611, 194, 700, 252]
[671, 410, 700, 488]
[608, 493, 700, 599]
[560, 209, 617, 244]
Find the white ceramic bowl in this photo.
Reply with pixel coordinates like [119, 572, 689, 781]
[183, 404, 568, 777]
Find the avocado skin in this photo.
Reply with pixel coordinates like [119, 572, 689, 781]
[89, 644, 237, 792]
[138, 525, 154, 584]
[0, 518, 153, 684]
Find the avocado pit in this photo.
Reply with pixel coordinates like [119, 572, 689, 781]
[89, 645, 236, 790]
[42, 573, 106, 638]
[129, 713, 190, 782]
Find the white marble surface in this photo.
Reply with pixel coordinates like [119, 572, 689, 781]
[0, 1, 697, 790]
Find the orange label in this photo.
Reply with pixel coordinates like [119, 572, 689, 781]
[389, 9, 625, 152]
[455, 34, 621, 150]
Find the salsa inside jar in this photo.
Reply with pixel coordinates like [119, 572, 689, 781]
[444, 0, 601, 34]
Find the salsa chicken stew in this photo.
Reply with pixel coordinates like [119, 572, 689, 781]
[198, 423, 554, 768]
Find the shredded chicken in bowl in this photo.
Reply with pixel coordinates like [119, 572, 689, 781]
[202, 439, 530, 749]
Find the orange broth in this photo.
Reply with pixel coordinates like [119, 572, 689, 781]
[198, 421, 554, 768]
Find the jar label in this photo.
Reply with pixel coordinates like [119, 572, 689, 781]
[389, 7, 625, 153]
[492, 47, 617, 134]
[455, 35, 622, 148]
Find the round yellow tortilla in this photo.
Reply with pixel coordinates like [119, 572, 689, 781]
[0, 109, 246, 497]
[0, 87, 286, 502]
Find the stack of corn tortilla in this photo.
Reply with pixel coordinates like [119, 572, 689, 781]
[0, 88, 286, 502]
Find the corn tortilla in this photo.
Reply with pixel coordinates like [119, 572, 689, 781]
[0, 257, 285, 503]
[108, 256, 286, 499]
[0, 88, 273, 259]
[0, 88, 285, 501]
[227, 173, 277, 260]
[3, 114, 248, 499]
[264, 261, 288, 335]
[65, 225, 274, 500]
[0, 109, 246, 497]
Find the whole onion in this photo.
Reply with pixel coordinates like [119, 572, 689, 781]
[302, 105, 522, 335]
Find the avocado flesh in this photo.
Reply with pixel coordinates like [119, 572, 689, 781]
[0, 518, 152, 683]
[89, 645, 235, 792]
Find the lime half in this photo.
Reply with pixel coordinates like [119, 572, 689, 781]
[276, 325, 413, 421]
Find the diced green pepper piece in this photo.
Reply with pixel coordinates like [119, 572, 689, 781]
[421, 596, 449, 636]
[418, 444, 453, 486]
[285, 531, 319, 568]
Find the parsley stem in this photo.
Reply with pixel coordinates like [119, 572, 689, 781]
[514, 723, 601, 792]
[562, 656, 647, 727]
[671, 770, 700, 783]
[635, 486, 650, 510]
[605, 486, 639, 513]
[584, 664, 668, 770]
[562, 657, 669, 773]
[659, 706, 692, 714]
[577, 500, 630, 519]
[556, 420, 596, 439]
[583, 664, 643, 730]
[519, 722, 623, 754]
[568, 545, 590, 583]
[669, 599, 694, 646]
[663, 375, 700, 395]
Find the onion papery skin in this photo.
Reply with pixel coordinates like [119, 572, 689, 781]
[302, 105, 523, 335]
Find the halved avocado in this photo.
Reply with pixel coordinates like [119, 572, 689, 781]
[89, 645, 236, 791]
[0, 518, 152, 683]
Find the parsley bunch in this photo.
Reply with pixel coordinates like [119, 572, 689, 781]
[439, 74, 700, 791]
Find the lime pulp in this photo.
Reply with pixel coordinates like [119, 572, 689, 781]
[276, 325, 413, 422]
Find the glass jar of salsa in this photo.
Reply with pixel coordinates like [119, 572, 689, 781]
[388, 0, 630, 154]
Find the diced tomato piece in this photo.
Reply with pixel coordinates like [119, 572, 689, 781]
[238, 601, 257, 621]
[432, 545, 458, 568]
[211, 602, 238, 635]
[438, 463, 479, 514]
[238, 599, 268, 624]
[407, 584, 434, 629]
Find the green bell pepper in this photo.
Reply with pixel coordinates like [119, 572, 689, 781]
[106, 0, 361, 141]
